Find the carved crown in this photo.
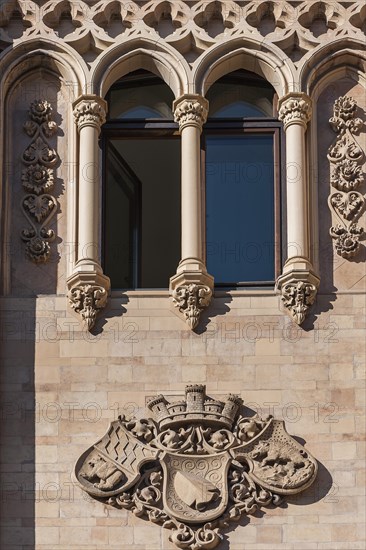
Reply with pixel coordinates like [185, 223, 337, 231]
[147, 384, 242, 430]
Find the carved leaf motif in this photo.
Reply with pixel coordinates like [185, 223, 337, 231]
[23, 137, 58, 166]
[330, 192, 364, 222]
[22, 195, 56, 223]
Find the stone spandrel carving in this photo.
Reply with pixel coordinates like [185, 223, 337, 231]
[1, 2, 365, 67]
[328, 96, 365, 259]
[20, 100, 59, 263]
[74, 384, 317, 550]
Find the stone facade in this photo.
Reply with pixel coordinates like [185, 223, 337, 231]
[0, 1, 365, 549]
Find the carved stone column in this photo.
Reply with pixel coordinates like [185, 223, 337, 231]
[66, 95, 110, 330]
[170, 95, 214, 329]
[276, 93, 320, 325]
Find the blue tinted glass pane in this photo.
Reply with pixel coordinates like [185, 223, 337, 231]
[207, 81, 274, 118]
[206, 135, 275, 283]
[213, 101, 268, 118]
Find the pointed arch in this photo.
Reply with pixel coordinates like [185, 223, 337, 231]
[0, 38, 87, 101]
[90, 37, 190, 99]
[193, 38, 298, 97]
[299, 39, 366, 97]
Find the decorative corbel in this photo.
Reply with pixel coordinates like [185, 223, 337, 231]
[172, 283, 212, 330]
[328, 96, 365, 258]
[170, 95, 214, 330]
[21, 100, 59, 262]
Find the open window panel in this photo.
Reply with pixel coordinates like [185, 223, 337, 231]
[103, 136, 181, 290]
[103, 70, 181, 290]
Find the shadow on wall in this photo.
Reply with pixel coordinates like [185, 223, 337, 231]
[0, 56, 65, 549]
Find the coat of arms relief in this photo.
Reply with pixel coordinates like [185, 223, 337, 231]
[74, 385, 317, 549]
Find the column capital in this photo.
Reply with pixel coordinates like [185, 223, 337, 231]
[278, 92, 312, 130]
[73, 95, 107, 133]
[173, 94, 208, 132]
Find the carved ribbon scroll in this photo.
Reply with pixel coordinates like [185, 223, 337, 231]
[21, 100, 59, 262]
[328, 96, 365, 258]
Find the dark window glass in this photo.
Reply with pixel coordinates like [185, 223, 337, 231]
[108, 71, 174, 119]
[206, 69, 275, 118]
[205, 134, 275, 284]
[103, 71, 180, 289]
[204, 69, 279, 286]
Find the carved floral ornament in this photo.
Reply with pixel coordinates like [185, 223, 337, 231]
[74, 384, 317, 550]
[173, 96, 209, 131]
[21, 100, 59, 263]
[328, 96, 365, 258]
[278, 93, 312, 129]
[73, 98, 107, 131]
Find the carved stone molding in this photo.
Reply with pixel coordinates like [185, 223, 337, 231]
[20, 100, 59, 263]
[328, 96, 365, 258]
[74, 384, 317, 550]
[73, 96, 107, 132]
[1, 1, 364, 68]
[278, 92, 312, 129]
[67, 271, 110, 331]
[172, 283, 212, 329]
[173, 95, 209, 131]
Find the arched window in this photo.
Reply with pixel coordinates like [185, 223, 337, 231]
[102, 70, 181, 289]
[203, 69, 281, 286]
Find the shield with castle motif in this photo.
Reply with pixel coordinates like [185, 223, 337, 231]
[161, 451, 231, 524]
[74, 384, 318, 550]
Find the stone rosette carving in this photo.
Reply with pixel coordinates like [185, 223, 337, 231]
[172, 284, 212, 329]
[74, 384, 317, 550]
[68, 283, 108, 331]
[278, 93, 312, 129]
[73, 97, 107, 131]
[21, 100, 59, 263]
[328, 96, 365, 258]
[173, 95, 209, 131]
[281, 280, 317, 325]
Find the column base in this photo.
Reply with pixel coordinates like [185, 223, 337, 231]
[67, 268, 110, 331]
[276, 262, 320, 325]
[170, 263, 214, 330]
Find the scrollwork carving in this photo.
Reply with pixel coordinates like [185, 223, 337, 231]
[281, 280, 317, 325]
[20, 100, 59, 263]
[172, 284, 212, 329]
[328, 96, 365, 259]
[74, 384, 317, 550]
[68, 283, 108, 330]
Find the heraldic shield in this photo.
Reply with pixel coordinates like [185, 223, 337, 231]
[74, 385, 318, 550]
